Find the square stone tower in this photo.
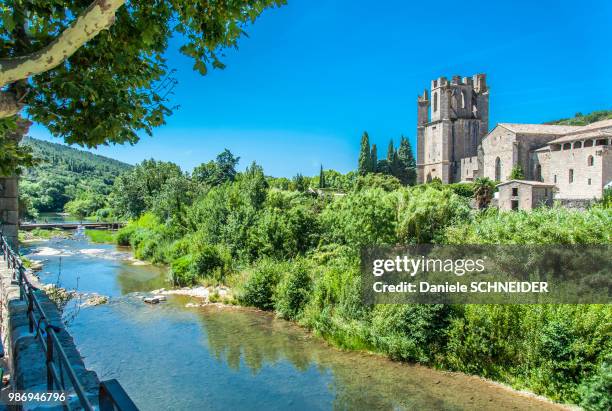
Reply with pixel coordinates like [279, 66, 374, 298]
[417, 74, 489, 183]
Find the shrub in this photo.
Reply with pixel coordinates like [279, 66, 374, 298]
[275, 260, 312, 320]
[446, 182, 474, 198]
[396, 187, 470, 243]
[579, 355, 612, 411]
[354, 173, 402, 192]
[319, 188, 398, 247]
[444, 206, 612, 245]
[171, 254, 196, 285]
[192, 243, 232, 283]
[371, 304, 455, 362]
[239, 259, 287, 310]
[116, 225, 135, 246]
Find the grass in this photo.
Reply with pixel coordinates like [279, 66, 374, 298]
[19, 228, 71, 241]
[85, 229, 116, 243]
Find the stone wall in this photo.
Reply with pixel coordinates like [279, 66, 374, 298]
[0, 260, 100, 409]
[481, 127, 517, 181]
[0, 177, 19, 251]
[549, 145, 610, 199]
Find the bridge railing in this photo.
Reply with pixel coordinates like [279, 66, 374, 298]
[0, 231, 138, 411]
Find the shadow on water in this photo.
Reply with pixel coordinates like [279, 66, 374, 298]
[23, 235, 564, 411]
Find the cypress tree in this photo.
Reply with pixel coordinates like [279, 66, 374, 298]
[387, 139, 400, 177]
[319, 165, 326, 188]
[358, 131, 371, 175]
[397, 135, 417, 185]
[370, 144, 378, 173]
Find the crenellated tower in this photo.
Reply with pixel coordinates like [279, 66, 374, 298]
[416, 74, 489, 183]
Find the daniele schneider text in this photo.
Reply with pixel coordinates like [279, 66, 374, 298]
[371, 256, 549, 294]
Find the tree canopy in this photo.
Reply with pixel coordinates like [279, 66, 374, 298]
[0, 0, 285, 173]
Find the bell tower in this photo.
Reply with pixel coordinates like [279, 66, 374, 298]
[416, 74, 489, 183]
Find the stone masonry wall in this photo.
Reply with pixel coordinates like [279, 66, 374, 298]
[1, 259, 100, 409]
[0, 177, 19, 251]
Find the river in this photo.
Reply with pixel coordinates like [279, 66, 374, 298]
[21, 230, 565, 411]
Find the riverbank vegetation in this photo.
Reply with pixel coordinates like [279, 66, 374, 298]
[84, 229, 117, 244]
[109, 153, 611, 410]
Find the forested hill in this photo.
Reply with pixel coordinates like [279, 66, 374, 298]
[546, 109, 612, 126]
[20, 137, 132, 214]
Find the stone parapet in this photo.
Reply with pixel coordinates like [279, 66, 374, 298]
[0, 259, 100, 409]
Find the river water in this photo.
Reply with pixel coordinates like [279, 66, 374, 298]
[21, 231, 564, 411]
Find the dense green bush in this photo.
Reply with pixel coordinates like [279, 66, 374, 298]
[444, 206, 612, 244]
[396, 187, 470, 243]
[239, 259, 287, 310]
[579, 354, 612, 411]
[354, 173, 402, 192]
[371, 304, 455, 362]
[446, 182, 474, 198]
[275, 260, 312, 320]
[171, 254, 196, 285]
[319, 188, 397, 247]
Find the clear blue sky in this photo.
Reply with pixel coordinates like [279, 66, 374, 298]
[30, 0, 612, 177]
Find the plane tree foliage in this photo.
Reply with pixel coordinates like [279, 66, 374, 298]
[0, 0, 285, 173]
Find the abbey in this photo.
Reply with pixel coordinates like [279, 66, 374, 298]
[416, 74, 612, 203]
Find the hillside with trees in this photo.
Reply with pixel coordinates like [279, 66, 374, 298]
[546, 109, 612, 126]
[19, 137, 132, 218]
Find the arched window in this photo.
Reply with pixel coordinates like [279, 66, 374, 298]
[573, 141, 582, 149]
[584, 140, 594, 147]
[495, 157, 501, 181]
[569, 169, 574, 183]
[461, 90, 466, 108]
[433, 92, 438, 112]
[588, 155, 594, 166]
[563, 143, 571, 150]
[536, 164, 542, 181]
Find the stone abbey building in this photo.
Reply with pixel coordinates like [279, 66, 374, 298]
[416, 74, 612, 202]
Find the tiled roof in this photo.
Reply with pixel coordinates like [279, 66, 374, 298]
[498, 123, 581, 135]
[497, 179, 556, 187]
[548, 130, 612, 144]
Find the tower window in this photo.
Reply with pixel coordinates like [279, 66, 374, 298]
[569, 169, 574, 183]
[512, 187, 518, 196]
[494, 157, 501, 181]
[554, 174, 557, 183]
[588, 155, 594, 166]
[588, 178, 592, 185]
[433, 92, 438, 112]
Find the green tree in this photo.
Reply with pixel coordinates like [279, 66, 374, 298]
[192, 149, 240, 186]
[509, 165, 525, 180]
[397, 136, 416, 185]
[0, 0, 286, 173]
[319, 165, 326, 188]
[386, 139, 400, 178]
[370, 144, 378, 173]
[112, 160, 182, 218]
[293, 173, 308, 192]
[358, 131, 372, 176]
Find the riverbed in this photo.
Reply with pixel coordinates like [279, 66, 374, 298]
[21, 231, 567, 411]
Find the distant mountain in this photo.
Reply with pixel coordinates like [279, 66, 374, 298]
[546, 109, 612, 126]
[20, 137, 132, 213]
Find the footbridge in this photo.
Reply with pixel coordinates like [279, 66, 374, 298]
[20, 222, 125, 231]
[0, 232, 137, 410]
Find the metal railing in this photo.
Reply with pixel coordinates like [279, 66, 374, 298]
[0, 231, 138, 411]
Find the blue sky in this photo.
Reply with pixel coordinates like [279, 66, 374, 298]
[30, 0, 612, 177]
